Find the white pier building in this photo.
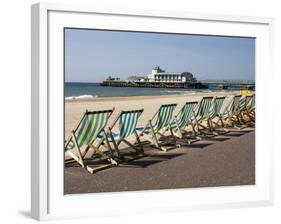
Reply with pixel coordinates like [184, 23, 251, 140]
[147, 66, 196, 83]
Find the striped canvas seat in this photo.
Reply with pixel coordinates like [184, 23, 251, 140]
[238, 95, 247, 114]
[245, 95, 253, 110]
[191, 96, 213, 133]
[207, 96, 225, 120]
[215, 95, 242, 129]
[194, 96, 213, 121]
[140, 104, 177, 134]
[106, 109, 145, 160]
[171, 101, 198, 130]
[169, 101, 202, 143]
[202, 96, 226, 133]
[220, 95, 241, 119]
[108, 110, 143, 142]
[138, 104, 178, 151]
[233, 95, 242, 114]
[64, 109, 117, 174]
[66, 110, 112, 150]
[244, 94, 255, 122]
[247, 94, 255, 112]
[193, 96, 231, 135]
[235, 94, 256, 126]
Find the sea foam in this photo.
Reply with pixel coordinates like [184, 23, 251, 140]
[65, 94, 98, 100]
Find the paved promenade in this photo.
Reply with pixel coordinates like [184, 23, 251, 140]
[65, 129, 255, 194]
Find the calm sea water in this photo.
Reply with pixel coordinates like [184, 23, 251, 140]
[65, 82, 241, 99]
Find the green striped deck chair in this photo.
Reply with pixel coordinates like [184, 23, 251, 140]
[106, 109, 145, 161]
[235, 95, 248, 125]
[138, 104, 178, 151]
[204, 96, 226, 133]
[230, 95, 248, 126]
[64, 109, 117, 174]
[245, 95, 253, 111]
[247, 94, 255, 113]
[170, 101, 200, 142]
[192, 96, 214, 134]
[244, 94, 255, 122]
[217, 95, 241, 128]
[239, 96, 247, 112]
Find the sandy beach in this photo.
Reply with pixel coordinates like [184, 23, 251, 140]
[65, 91, 240, 139]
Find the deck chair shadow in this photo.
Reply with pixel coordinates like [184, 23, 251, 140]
[137, 104, 180, 152]
[64, 109, 118, 174]
[170, 101, 201, 144]
[106, 109, 145, 162]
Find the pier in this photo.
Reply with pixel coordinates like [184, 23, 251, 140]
[101, 80, 255, 90]
[101, 80, 206, 89]
[101, 67, 255, 90]
[200, 80, 255, 90]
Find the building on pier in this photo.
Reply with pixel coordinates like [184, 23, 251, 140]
[147, 66, 197, 83]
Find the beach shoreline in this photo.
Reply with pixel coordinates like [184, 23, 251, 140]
[65, 90, 241, 103]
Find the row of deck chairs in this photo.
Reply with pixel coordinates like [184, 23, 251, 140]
[65, 94, 255, 173]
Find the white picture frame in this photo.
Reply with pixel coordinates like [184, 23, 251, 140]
[31, 2, 274, 221]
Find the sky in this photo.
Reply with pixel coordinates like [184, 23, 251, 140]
[64, 28, 255, 83]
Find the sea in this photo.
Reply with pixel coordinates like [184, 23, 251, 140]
[65, 82, 243, 99]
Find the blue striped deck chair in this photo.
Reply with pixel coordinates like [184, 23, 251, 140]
[64, 109, 117, 174]
[170, 101, 201, 143]
[106, 109, 145, 161]
[192, 96, 214, 134]
[217, 95, 242, 128]
[138, 104, 178, 151]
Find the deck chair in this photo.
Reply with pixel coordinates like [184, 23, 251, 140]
[247, 94, 255, 116]
[229, 95, 249, 127]
[170, 101, 201, 143]
[192, 96, 214, 135]
[138, 104, 179, 151]
[235, 95, 249, 125]
[203, 96, 226, 134]
[64, 109, 117, 174]
[215, 95, 242, 128]
[243, 94, 255, 123]
[106, 109, 145, 162]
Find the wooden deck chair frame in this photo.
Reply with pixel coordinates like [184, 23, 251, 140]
[138, 104, 179, 152]
[64, 108, 118, 174]
[106, 109, 145, 162]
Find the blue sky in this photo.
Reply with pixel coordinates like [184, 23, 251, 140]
[65, 29, 255, 82]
